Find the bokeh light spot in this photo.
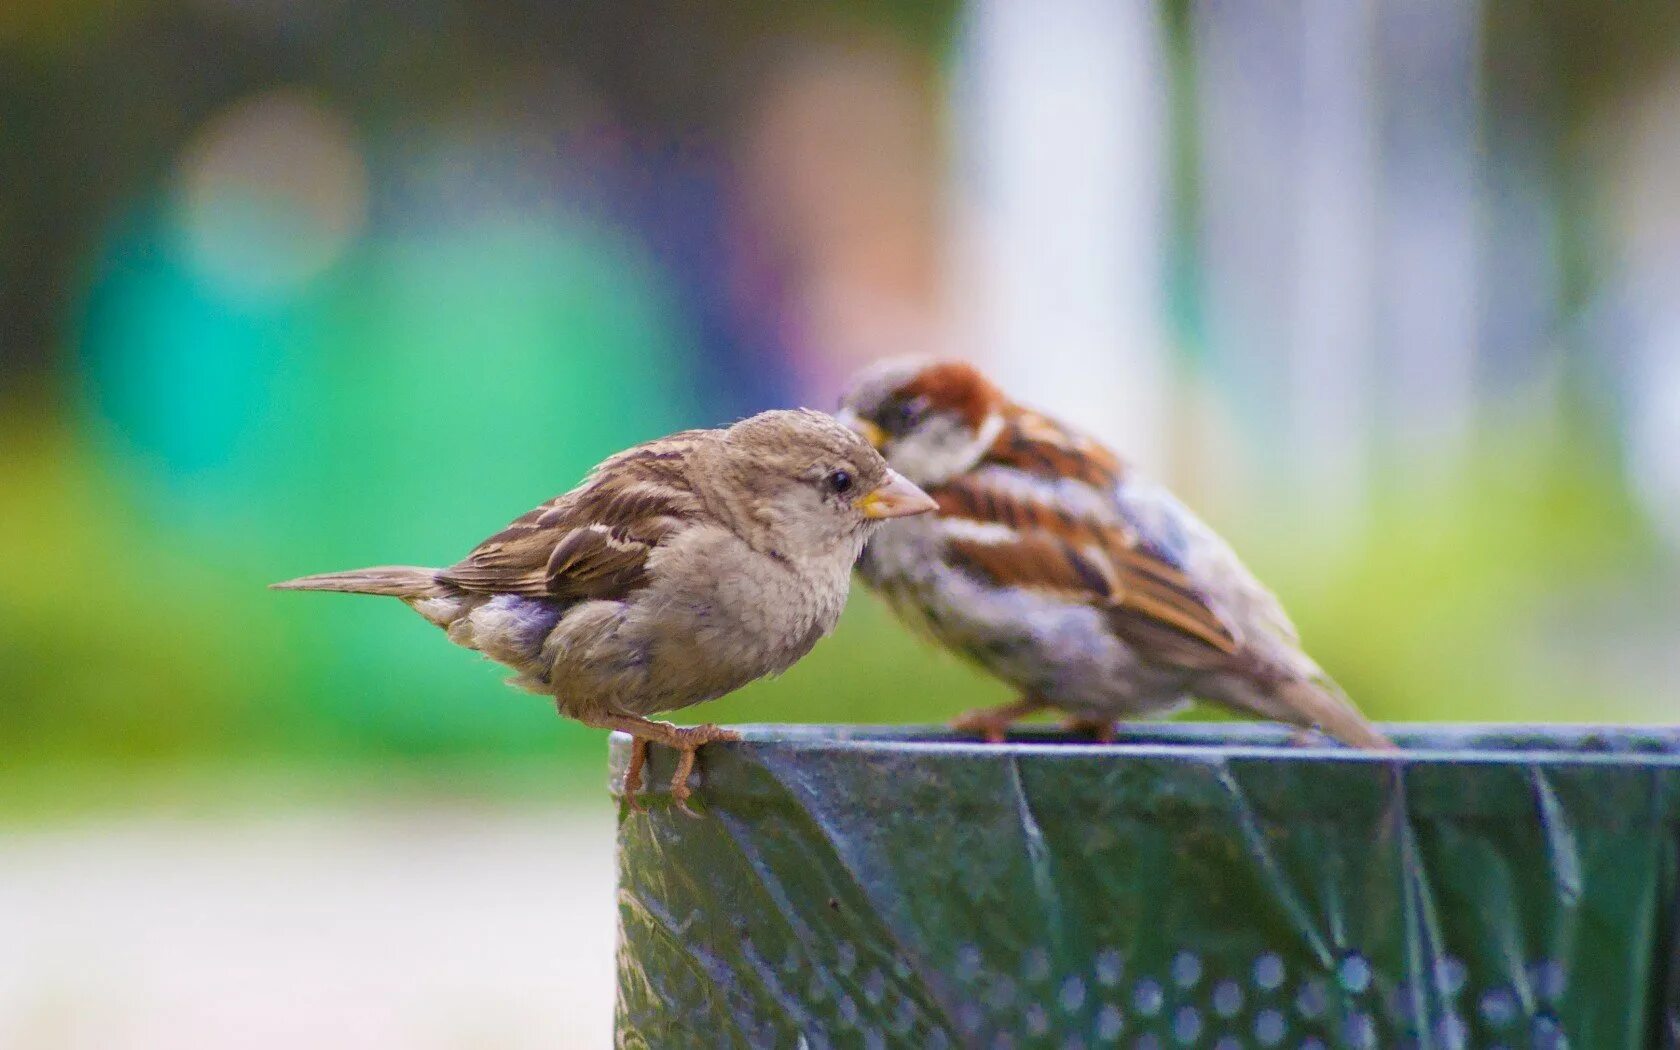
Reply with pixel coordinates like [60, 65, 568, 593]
[175, 89, 367, 299]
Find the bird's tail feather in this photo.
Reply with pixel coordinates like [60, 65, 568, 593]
[270, 566, 443, 598]
[1276, 678, 1398, 752]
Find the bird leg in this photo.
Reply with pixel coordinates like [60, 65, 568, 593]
[950, 696, 1047, 744]
[1062, 716, 1117, 743]
[621, 738, 648, 813]
[574, 711, 739, 815]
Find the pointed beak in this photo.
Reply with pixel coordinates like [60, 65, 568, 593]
[855, 470, 937, 519]
[837, 408, 887, 450]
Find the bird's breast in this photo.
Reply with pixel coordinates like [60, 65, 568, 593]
[632, 528, 852, 701]
[857, 514, 948, 589]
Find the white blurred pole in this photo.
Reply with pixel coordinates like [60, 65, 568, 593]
[951, 0, 1170, 472]
[1378, 0, 1481, 452]
[1291, 0, 1378, 510]
[1191, 2, 1307, 506]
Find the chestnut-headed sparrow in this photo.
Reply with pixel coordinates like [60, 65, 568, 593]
[274, 408, 936, 808]
[838, 359, 1394, 751]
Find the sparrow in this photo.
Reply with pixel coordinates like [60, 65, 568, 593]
[837, 358, 1395, 751]
[273, 408, 937, 809]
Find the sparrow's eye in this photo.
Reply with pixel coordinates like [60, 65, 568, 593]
[885, 395, 928, 434]
[827, 470, 855, 495]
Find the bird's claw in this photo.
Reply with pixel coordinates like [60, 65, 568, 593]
[1062, 716, 1117, 743]
[950, 697, 1046, 743]
[665, 724, 740, 816]
[950, 709, 1012, 744]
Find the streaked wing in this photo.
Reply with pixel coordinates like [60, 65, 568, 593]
[438, 435, 707, 602]
[934, 419, 1242, 670]
[1105, 539, 1240, 667]
[980, 407, 1125, 489]
[1111, 477, 1300, 649]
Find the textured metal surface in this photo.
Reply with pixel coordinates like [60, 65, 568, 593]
[608, 724, 1680, 1049]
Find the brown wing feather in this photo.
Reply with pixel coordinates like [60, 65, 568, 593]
[1107, 544, 1239, 665]
[934, 428, 1241, 670]
[437, 438, 705, 602]
[980, 408, 1125, 489]
[946, 532, 1116, 602]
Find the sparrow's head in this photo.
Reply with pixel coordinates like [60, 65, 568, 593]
[837, 357, 1007, 486]
[707, 408, 936, 560]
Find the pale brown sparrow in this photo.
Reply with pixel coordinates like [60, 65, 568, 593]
[274, 408, 936, 809]
[838, 359, 1395, 751]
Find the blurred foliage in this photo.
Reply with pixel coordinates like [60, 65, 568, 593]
[0, 0, 960, 386]
[1252, 402, 1661, 727]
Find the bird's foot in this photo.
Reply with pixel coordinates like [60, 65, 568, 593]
[950, 697, 1046, 744]
[666, 724, 740, 817]
[576, 712, 739, 815]
[1062, 716, 1117, 744]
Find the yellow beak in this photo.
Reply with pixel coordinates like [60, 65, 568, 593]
[837, 408, 887, 450]
[855, 470, 937, 519]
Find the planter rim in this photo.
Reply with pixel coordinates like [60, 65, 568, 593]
[606, 722, 1680, 794]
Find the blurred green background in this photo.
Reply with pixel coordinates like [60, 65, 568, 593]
[7, 1, 1680, 1044]
[5, 0, 1680, 815]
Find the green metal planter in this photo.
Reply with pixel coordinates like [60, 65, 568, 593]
[608, 724, 1680, 1049]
